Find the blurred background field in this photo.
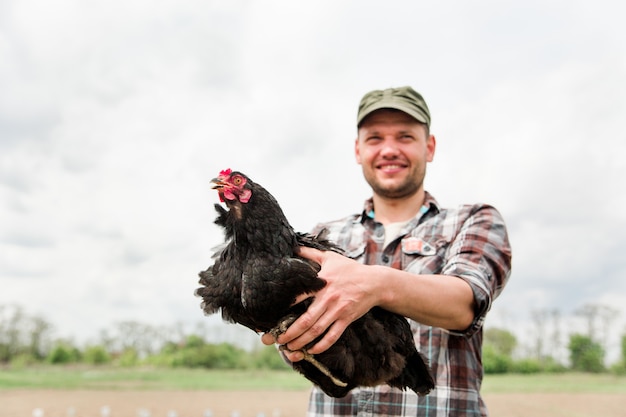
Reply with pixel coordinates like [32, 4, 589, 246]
[3, 302, 626, 416]
[2, 367, 626, 393]
[0, 367, 311, 391]
[1, 369, 626, 417]
[2, 303, 626, 416]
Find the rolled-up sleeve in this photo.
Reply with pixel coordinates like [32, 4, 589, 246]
[441, 204, 512, 337]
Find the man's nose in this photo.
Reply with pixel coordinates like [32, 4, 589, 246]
[380, 140, 399, 157]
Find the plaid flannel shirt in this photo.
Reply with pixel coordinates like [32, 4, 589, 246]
[307, 192, 512, 417]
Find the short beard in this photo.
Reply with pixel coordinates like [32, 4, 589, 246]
[365, 174, 424, 200]
[368, 178, 421, 199]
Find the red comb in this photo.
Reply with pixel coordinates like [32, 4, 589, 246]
[219, 168, 232, 177]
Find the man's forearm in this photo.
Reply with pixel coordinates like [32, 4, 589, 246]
[371, 265, 476, 331]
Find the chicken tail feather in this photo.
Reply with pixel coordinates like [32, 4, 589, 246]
[390, 350, 435, 396]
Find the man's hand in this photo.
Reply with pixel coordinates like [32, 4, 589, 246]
[261, 246, 380, 361]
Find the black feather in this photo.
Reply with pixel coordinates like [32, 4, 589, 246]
[195, 170, 434, 397]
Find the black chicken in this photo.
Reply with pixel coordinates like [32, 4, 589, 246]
[195, 168, 434, 398]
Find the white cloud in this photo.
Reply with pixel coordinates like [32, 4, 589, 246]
[1, 0, 625, 358]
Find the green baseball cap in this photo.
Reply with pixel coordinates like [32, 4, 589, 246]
[357, 86, 431, 127]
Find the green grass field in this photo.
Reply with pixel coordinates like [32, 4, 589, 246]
[482, 372, 626, 394]
[2, 367, 626, 393]
[0, 367, 311, 391]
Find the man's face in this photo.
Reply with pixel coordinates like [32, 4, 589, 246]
[355, 109, 435, 200]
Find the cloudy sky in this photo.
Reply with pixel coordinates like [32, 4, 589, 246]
[1, 0, 625, 358]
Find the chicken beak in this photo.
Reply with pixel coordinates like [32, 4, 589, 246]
[210, 178, 227, 203]
[210, 177, 226, 190]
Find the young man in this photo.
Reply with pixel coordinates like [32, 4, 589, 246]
[263, 86, 512, 416]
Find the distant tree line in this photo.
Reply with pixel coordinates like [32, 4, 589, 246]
[484, 303, 626, 375]
[483, 327, 625, 374]
[0, 304, 287, 370]
[1, 303, 625, 374]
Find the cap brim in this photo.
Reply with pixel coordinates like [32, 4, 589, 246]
[358, 101, 429, 126]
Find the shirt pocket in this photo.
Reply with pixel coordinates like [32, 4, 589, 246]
[401, 236, 449, 275]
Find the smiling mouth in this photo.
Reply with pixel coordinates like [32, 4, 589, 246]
[377, 163, 406, 171]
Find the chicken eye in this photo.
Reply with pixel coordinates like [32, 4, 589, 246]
[233, 176, 243, 185]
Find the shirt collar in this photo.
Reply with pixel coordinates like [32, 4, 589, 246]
[359, 191, 441, 225]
